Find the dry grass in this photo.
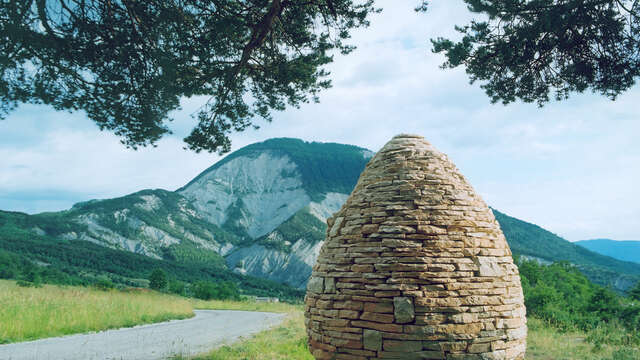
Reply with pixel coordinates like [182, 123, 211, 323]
[527, 317, 639, 360]
[191, 298, 298, 313]
[0, 279, 193, 343]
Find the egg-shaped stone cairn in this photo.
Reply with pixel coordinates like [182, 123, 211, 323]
[304, 134, 527, 360]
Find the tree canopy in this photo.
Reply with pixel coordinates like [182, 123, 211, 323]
[0, 0, 375, 153]
[1, 1, 639, 152]
[430, 0, 640, 106]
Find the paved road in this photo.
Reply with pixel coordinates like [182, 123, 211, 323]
[0, 310, 285, 360]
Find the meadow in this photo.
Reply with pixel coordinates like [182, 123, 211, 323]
[0, 279, 193, 344]
[2, 277, 639, 359]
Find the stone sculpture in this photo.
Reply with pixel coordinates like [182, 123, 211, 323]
[304, 134, 527, 359]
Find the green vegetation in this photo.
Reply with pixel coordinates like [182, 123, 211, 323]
[0, 218, 305, 300]
[1, 1, 376, 153]
[180, 138, 371, 201]
[518, 258, 640, 352]
[191, 299, 298, 314]
[630, 282, 640, 301]
[192, 281, 241, 301]
[527, 317, 639, 360]
[0, 279, 193, 344]
[149, 269, 168, 290]
[494, 209, 640, 291]
[431, 1, 640, 107]
[257, 209, 326, 253]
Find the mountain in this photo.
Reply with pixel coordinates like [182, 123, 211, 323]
[576, 239, 640, 264]
[494, 210, 640, 291]
[0, 209, 303, 300]
[1, 137, 638, 293]
[0, 138, 373, 290]
[175, 138, 373, 288]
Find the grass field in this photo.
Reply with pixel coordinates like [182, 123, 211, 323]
[0, 279, 193, 344]
[3, 279, 638, 359]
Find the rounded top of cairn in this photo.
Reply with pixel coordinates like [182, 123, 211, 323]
[304, 134, 527, 360]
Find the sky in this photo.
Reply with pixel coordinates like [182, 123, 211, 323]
[0, 2, 638, 242]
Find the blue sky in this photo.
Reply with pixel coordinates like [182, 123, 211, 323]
[1, 2, 638, 241]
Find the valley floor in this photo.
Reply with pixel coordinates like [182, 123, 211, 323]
[2, 280, 637, 359]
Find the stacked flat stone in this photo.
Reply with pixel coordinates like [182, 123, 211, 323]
[304, 134, 527, 360]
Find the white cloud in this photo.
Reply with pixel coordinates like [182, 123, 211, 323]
[0, 2, 638, 241]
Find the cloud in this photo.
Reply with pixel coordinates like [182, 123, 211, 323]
[0, 2, 638, 241]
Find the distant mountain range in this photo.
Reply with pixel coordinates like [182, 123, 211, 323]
[1, 137, 638, 293]
[576, 239, 640, 264]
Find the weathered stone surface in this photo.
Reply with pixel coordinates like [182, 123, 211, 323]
[307, 277, 324, 294]
[394, 297, 415, 324]
[305, 135, 527, 360]
[363, 329, 382, 351]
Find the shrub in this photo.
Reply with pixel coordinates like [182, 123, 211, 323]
[148, 269, 167, 290]
[168, 280, 186, 296]
[92, 278, 115, 291]
[193, 281, 240, 301]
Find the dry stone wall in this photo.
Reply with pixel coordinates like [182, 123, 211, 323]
[304, 134, 527, 360]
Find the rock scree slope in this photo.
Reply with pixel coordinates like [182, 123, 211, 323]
[304, 134, 527, 359]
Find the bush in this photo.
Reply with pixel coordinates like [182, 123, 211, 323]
[193, 281, 240, 301]
[168, 280, 186, 296]
[148, 269, 167, 290]
[22, 267, 42, 286]
[628, 281, 640, 301]
[16, 280, 41, 288]
[92, 278, 115, 291]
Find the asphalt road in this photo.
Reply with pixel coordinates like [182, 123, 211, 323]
[0, 310, 285, 360]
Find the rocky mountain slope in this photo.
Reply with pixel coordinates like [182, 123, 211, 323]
[1, 138, 638, 292]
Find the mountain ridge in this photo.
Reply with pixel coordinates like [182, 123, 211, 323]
[1, 137, 638, 292]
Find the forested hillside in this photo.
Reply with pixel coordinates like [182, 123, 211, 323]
[0, 210, 304, 301]
[494, 210, 640, 291]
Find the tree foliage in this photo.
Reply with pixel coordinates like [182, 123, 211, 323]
[192, 280, 240, 300]
[518, 258, 640, 346]
[0, 0, 375, 153]
[630, 281, 640, 301]
[430, 0, 640, 105]
[149, 269, 168, 290]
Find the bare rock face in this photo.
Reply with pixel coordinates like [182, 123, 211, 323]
[304, 134, 527, 360]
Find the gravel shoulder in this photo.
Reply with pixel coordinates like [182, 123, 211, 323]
[0, 310, 285, 360]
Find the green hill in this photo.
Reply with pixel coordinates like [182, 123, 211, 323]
[0, 210, 304, 301]
[494, 209, 640, 291]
